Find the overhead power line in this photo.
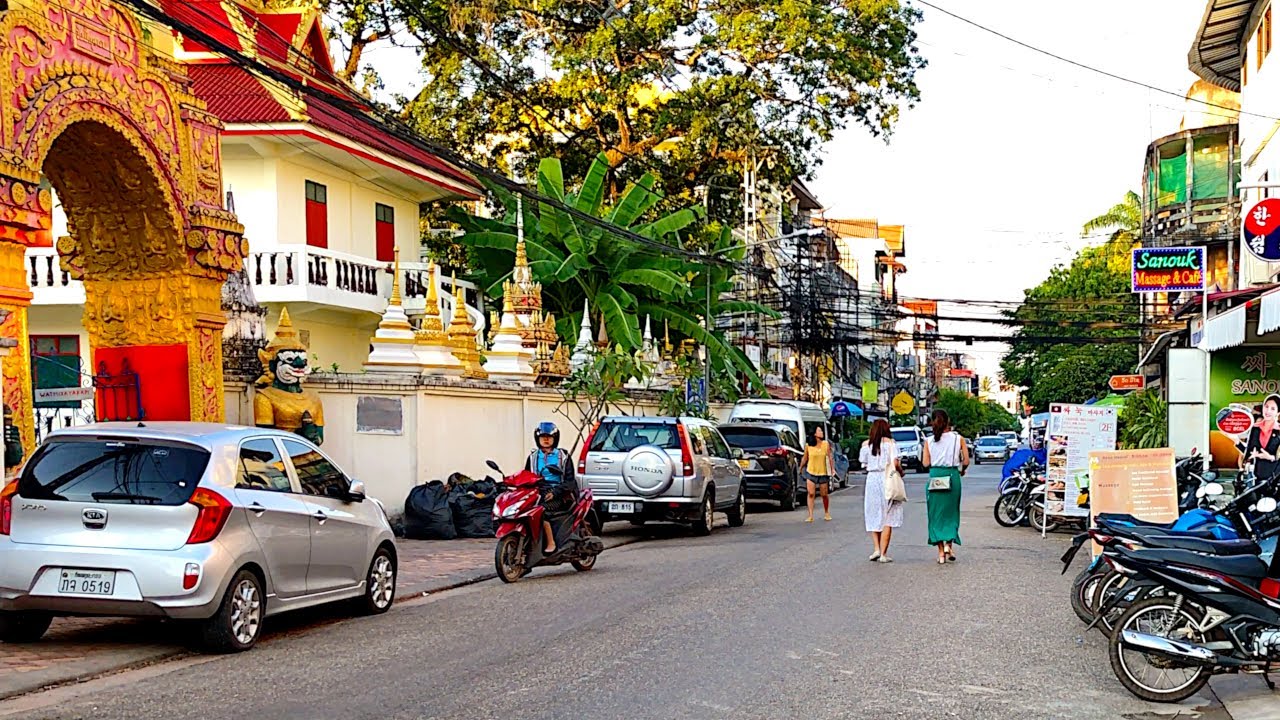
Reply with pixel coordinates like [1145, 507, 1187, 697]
[916, 0, 1272, 121]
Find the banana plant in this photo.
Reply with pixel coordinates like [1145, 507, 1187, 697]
[447, 153, 777, 388]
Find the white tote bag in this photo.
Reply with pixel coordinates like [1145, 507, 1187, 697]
[883, 444, 907, 503]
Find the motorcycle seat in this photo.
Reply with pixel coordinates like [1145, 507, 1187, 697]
[1106, 522, 1225, 541]
[1133, 534, 1260, 556]
[1146, 548, 1271, 579]
[1096, 513, 1172, 529]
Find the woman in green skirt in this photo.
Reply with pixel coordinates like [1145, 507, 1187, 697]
[922, 409, 969, 565]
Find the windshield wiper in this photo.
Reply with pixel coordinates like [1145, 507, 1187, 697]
[90, 492, 163, 504]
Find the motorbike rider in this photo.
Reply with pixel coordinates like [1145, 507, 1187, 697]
[524, 421, 578, 554]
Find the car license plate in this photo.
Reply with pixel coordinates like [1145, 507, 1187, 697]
[737, 459, 750, 469]
[607, 502, 636, 514]
[57, 569, 116, 596]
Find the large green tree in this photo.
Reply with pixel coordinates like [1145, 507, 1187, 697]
[449, 153, 777, 383]
[1001, 193, 1142, 411]
[324, 0, 925, 225]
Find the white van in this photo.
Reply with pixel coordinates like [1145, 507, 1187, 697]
[728, 400, 846, 488]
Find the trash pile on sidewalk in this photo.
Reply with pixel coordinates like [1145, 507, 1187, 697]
[403, 473, 499, 540]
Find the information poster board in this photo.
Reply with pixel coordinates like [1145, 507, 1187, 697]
[1046, 404, 1118, 524]
[1088, 448, 1179, 555]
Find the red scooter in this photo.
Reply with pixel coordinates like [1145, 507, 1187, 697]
[488, 460, 603, 583]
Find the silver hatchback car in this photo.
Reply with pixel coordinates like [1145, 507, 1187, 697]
[0, 423, 398, 652]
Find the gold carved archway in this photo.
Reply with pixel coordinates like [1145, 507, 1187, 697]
[0, 0, 247, 458]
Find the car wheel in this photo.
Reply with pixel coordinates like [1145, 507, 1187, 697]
[691, 491, 714, 536]
[0, 610, 52, 644]
[199, 569, 264, 653]
[727, 485, 747, 527]
[355, 546, 397, 615]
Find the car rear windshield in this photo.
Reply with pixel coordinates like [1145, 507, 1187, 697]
[977, 438, 1005, 447]
[891, 430, 918, 443]
[590, 422, 681, 452]
[734, 417, 800, 435]
[720, 427, 782, 450]
[18, 438, 212, 505]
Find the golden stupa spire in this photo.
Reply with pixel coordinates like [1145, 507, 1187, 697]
[389, 247, 402, 306]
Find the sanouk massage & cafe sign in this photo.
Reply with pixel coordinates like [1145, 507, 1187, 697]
[1130, 247, 1206, 293]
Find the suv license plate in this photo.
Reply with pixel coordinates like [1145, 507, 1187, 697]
[608, 502, 637, 514]
[57, 569, 116, 596]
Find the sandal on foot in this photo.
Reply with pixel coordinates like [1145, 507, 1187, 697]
[878, 556, 894, 563]
[823, 514, 832, 521]
[869, 552, 881, 561]
[805, 517, 814, 523]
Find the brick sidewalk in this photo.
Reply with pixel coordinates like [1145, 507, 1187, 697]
[0, 533, 636, 700]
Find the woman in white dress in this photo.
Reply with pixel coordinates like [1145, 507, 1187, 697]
[860, 419, 905, 563]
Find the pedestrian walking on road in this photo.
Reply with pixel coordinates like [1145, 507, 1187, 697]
[801, 425, 835, 523]
[922, 410, 968, 565]
[860, 419, 904, 562]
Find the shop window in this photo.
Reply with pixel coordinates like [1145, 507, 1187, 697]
[31, 335, 82, 408]
[375, 203, 394, 262]
[305, 180, 328, 249]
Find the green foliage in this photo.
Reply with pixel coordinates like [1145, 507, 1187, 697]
[327, 0, 925, 227]
[1000, 194, 1140, 412]
[1119, 389, 1167, 450]
[449, 153, 777, 387]
[554, 347, 649, 455]
[933, 390, 1020, 439]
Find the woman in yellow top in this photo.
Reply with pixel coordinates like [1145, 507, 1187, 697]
[800, 426, 836, 523]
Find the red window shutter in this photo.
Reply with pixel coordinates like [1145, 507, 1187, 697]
[306, 199, 328, 248]
[375, 220, 394, 262]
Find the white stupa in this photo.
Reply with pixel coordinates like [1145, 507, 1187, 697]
[365, 250, 425, 373]
[485, 285, 536, 386]
[570, 299, 595, 370]
[414, 262, 464, 377]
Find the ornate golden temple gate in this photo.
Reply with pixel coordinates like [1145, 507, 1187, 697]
[0, 0, 246, 461]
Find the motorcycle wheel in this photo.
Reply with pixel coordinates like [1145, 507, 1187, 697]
[1070, 564, 1104, 624]
[993, 492, 1025, 527]
[495, 535, 528, 584]
[1107, 597, 1210, 703]
[572, 521, 598, 572]
[1028, 504, 1059, 533]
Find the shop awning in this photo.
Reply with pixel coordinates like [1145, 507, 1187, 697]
[1258, 287, 1280, 335]
[1202, 303, 1248, 351]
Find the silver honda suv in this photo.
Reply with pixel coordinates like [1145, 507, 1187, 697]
[578, 416, 746, 535]
[0, 423, 398, 652]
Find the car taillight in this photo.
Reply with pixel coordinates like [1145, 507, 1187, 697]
[186, 488, 232, 544]
[676, 424, 695, 476]
[0, 479, 16, 536]
[578, 421, 599, 474]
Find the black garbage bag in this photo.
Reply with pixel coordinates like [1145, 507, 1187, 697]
[403, 481, 456, 540]
[451, 487, 496, 538]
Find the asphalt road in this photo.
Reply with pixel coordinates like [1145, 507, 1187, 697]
[1, 465, 1234, 720]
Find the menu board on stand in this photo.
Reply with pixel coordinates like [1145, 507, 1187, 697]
[1087, 448, 1179, 556]
[1045, 403, 1119, 535]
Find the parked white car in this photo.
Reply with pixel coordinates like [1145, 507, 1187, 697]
[0, 423, 397, 652]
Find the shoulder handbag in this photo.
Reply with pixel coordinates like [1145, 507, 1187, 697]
[927, 473, 952, 492]
[884, 464, 907, 503]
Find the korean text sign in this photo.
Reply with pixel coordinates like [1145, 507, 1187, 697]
[1046, 404, 1118, 519]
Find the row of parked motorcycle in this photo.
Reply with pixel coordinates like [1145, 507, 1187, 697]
[1052, 461, 1280, 703]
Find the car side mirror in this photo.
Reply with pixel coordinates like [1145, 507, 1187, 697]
[732, 447, 744, 459]
[486, 459, 501, 473]
[346, 480, 366, 503]
[1256, 497, 1278, 513]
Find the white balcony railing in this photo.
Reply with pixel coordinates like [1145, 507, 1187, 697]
[27, 245, 486, 331]
[27, 247, 85, 306]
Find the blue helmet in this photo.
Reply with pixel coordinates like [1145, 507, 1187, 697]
[534, 421, 560, 448]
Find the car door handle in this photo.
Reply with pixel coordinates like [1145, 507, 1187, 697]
[249, 502, 267, 517]
[596, 458, 614, 464]
[312, 510, 328, 524]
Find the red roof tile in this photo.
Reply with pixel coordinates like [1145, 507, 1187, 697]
[161, 0, 242, 54]
[189, 64, 292, 123]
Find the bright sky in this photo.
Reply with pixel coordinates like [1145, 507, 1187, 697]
[358, 0, 1209, 380]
